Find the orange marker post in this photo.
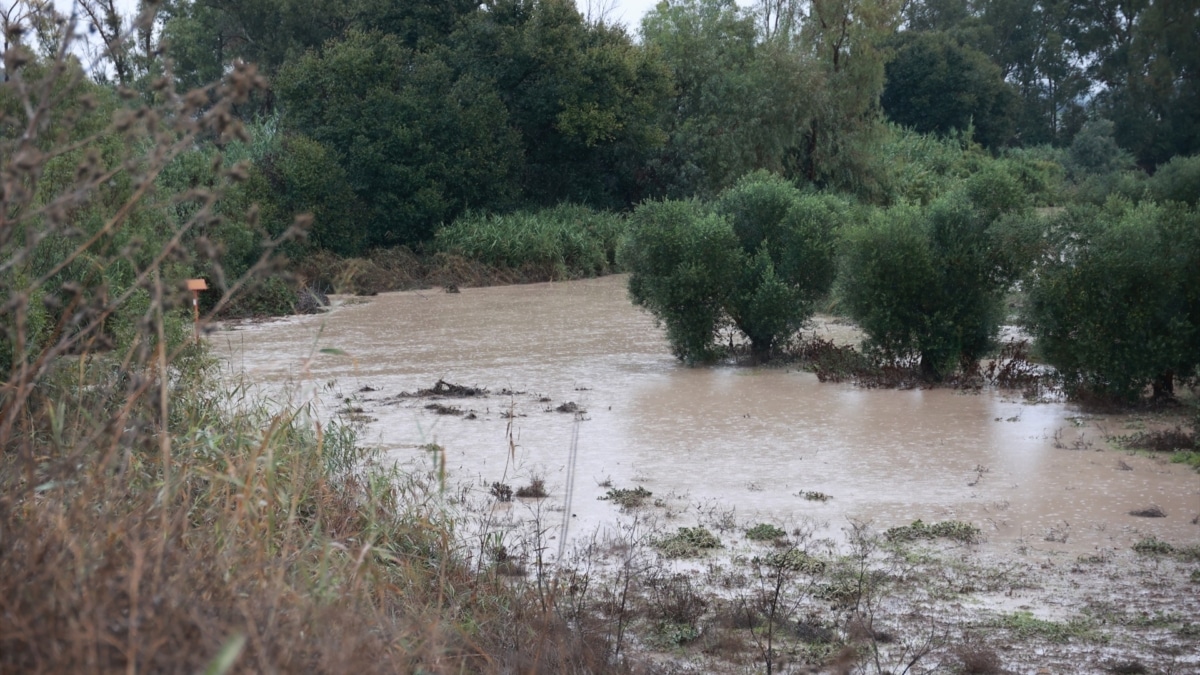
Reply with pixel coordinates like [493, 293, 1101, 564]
[186, 279, 208, 343]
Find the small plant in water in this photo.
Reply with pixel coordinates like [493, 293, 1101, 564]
[600, 486, 652, 508]
[654, 527, 723, 558]
[884, 519, 982, 544]
[755, 549, 826, 574]
[745, 523, 787, 541]
[1132, 536, 1175, 555]
[515, 477, 548, 498]
[798, 490, 832, 502]
[490, 482, 513, 502]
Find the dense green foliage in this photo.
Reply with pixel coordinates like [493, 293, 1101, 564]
[435, 205, 624, 278]
[622, 172, 844, 362]
[1026, 201, 1200, 400]
[715, 172, 846, 356]
[881, 32, 1017, 148]
[621, 199, 740, 363]
[839, 172, 1035, 379]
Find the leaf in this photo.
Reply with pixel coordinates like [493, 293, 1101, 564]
[319, 348, 349, 356]
[201, 634, 246, 675]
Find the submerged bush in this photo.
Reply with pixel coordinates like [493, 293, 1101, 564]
[622, 173, 844, 362]
[839, 191, 1036, 380]
[654, 527, 723, 558]
[715, 172, 846, 357]
[620, 199, 740, 363]
[1025, 200, 1200, 401]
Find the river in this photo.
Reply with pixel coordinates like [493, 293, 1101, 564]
[219, 275, 1199, 555]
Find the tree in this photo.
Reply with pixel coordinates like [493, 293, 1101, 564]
[641, 0, 802, 198]
[620, 199, 741, 364]
[1071, 0, 1200, 166]
[881, 31, 1018, 148]
[275, 31, 521, 246]
[1025, 200, 1200, 400]
[454, 0, 671, 209]
[715, 172, 845, 356]
[839, 179, 1032, 379]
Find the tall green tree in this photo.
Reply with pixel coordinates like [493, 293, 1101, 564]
[1072, 0, 1200, 167]
[882, 31, 1018, 148]
[641, 0, 807, 197]
[275, 31, 521, 246]
[454, 0, 671, 209]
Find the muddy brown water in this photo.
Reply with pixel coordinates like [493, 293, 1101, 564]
[220, 275, 1199, 554]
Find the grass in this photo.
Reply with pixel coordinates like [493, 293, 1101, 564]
[654, 527, 723, 558]
[995, 611, 1100, 643]
[600, 485, 653, 508]
[745, 523, 788, 541]
[434, 204, 625, 281]
[883, 519, 982, 544]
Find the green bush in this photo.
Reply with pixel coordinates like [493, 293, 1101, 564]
[620, 199, 740, 363]
[715, 172, 846, 356]
[623, 173, 845, 362]
[1148, 154, 1200, 206]
[839, 194, 1033, 380]
[1025, 200, 1200, 400]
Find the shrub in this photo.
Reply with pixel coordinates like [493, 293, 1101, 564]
[620, 199, 740, 363]
[745, 523, 787, 541]
[622, 174, 844, 362]
[1148, 153, 1200, 206]
[654, 527, 723, 558]
[1025, 200, 1200, 401]
[716, 172, 845, 357]
[839, 193, 1035, 380]
[883, 520, 982, 544]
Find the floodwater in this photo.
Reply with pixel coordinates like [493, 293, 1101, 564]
[220, 275, 1199, 554]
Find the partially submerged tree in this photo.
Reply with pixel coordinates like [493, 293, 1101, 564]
[623, 172, 844, 362]
[621, 199, 740, 364]
[1025, 200, 1200, 400]
[839, 171, 1034, 380]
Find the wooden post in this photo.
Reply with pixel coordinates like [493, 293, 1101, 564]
[185, 279, 208, 344]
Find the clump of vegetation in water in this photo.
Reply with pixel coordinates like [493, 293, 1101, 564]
[1133, 537, 1176, 556]
[620, 173, 845, 363]
[745, 523, 787, 541]
[884, 520, 982, 544]
[654, 527, 723, 558]
[995, 611, 1099, 643]
[600, 486, 653, 508]
[756, 549, 826, 574]
[515, 477, 548, 498]
[798, 490, 833, 502]
[490, 482, 513, 502]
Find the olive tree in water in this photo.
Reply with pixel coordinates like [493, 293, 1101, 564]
[621, 199, 740, 363]
[716, 171, 845, 357]
[1025, 200, 1200, 401]
[839, 169, 1035, 379]
[622, 172, 844, 362]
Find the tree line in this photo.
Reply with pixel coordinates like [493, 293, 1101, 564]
[8, 0, 1192, 251]
[2, 0, 1198, 402]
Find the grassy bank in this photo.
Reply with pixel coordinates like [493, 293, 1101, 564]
[0, 355, 621, 673]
